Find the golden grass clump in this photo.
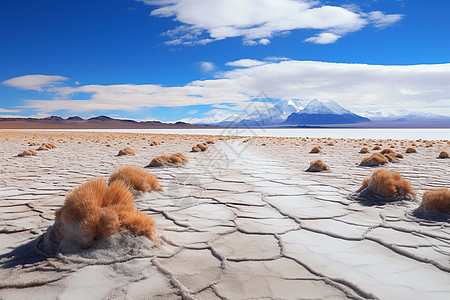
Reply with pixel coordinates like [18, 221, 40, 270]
[118, 147, 137, 156]
[150, 141, 160, 146]
[383, 153, 399, 163]
[191, 146, 201, 152]
[149, 153, 189, 167]
[359, 147, 369, 154]
[360, 153, 389, 166]
[18, 149, 38, 156]
[197, 143, 208, 151]
[28, 141, 40, 146]
[55, 177, 158, 245]
[109, 166, 163, 192]
[438, 151, 449, 158]
[306, 159, 330, 172]
[361, 169, 416, 201]
[38, 143, 56, 150]
[380, 148, 396, 156]
[309, 146, 321, 153]
[405, 147, 417, 153]
[395, 152, 404, 159]
[420, 188, 450, 214]
[205, 140, 215, 144]
[373, 146, 381, 150]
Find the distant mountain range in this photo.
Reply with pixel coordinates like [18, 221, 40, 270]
[0, 115, 203, 129]
[1, 99, 449, 129]
[181, 98, 450, 128]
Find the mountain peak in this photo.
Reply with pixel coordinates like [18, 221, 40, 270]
[301, 99, 351, 115]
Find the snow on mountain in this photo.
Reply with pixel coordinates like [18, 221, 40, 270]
[180, 99, 303, 125]
[299, 99, 351, 115]
[245, 98, 303, 124]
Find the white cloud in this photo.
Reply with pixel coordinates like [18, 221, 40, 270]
[187, 109, 198, 114]
[367, 11, 404, 28]
[0, 108, 21, 113]
[226, 59, 266, 68]
[304, 32, 341, 44]
[198, 61, 216, 72]
[10, 60, 450, 116]
[141, 0, 403, 45]
[3, 75, 68, 91]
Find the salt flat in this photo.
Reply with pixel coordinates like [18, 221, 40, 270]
[0, 131, 449, 299]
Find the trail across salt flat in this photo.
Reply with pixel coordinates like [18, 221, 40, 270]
[0, 138, 449, 299]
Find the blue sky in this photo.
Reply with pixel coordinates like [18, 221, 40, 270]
[1, 0, 449, 121]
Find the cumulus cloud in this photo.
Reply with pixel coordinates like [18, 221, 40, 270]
[140, 0, 403, 45]
[187, 109, 198, 114]
[9, 60, 450, 116]
[304, 32, 341, 44]
[3, 75, 68, 91]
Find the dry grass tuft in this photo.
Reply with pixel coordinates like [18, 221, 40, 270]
[18, 150, 38, 156]
[306, 159, 330, 172]
[420, 188, 450, 213]
[149, 153, 189, 167]
[109, 166, 163, 192]
[150, 141, 160, 146]
[395, 152, 404, 159]
[438, 151, 449, 158]
[360, 153, 389, 166]
[373, 145, 381, 150]
[361, 169, 416, 201]
[380, 149, 396, 156]
[197, 143, 208, 151]
[38, 143, 56, 151]
[56, 177, 158, 244]
[205, 140, 215, 144]
[191, 146, 201, 152]
[118, 147, 137, 156]
[359, 147, 369, 154]
[406, 147, 417, 153]
[309, 146, 321, 153]
[383, 153, 399, 163]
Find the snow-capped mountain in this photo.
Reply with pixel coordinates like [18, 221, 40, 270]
[182, 99, 303, 126]
[284, 99, 370, 125]
[242, 98, 303, 125]
[299, 99, 351, 115]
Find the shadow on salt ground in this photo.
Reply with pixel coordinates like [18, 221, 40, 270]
[0, 238, 47, 269]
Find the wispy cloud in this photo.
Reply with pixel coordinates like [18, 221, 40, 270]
[140, 0, 403, 46]
[3, 75, 68, 91]
[198, 61, 216, 73]
[7, 60, 450, 116]
[0, 108, 21, 113]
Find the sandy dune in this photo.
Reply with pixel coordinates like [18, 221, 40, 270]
[0, 131, 449, 299]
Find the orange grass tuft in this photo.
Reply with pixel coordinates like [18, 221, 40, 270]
[438, 151, 449, 158]
[56, 177, 158, 244]
[109, 166, 163, 193]
[197, 143, 208, 151]
[309, 146, 321, 153]
[421, 188, 450, 213]
[149, 153, 189, 167]
[380, 149, 396, 156]
[395, 152, 404, 159]
[373, 146, 381, 150]
[306, 159, 330, 172]
[362, 169, 416, 201]
[205, 140, 215, 144]
[191, 146, 201, 152]
[405, 147, 417, 153]
[359, 147, 369, 154]
[360, 153, 389, 166]
[118, 147, 137, 156]
[18, 150, 38, 156]
[383, 153, 399, 163]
